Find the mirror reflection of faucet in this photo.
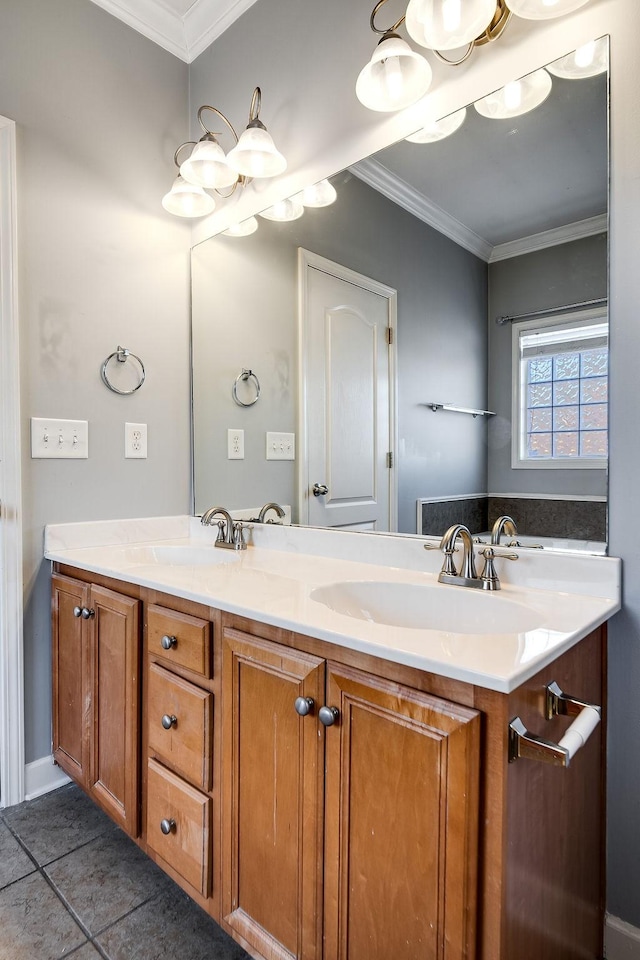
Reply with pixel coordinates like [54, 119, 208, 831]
[249, 502, 286, 524]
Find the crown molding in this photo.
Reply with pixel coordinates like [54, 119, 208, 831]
[489, 213, 608, 262]
[88, 0, 260, 62]
[350, 158, 493, 263]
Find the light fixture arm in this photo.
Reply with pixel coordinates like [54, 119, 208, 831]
[473, 0, 513, 46]
[173, 141, 197, 170]
[197, 105, 239, 143]
[369, 0, 406, 35]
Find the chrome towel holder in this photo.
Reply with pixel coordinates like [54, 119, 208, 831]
[232, 368, 260, 407]
[101, 346, 146, 395]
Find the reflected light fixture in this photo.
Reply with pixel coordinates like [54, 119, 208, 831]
[162, 143, 216, 218]
[223, 217, 259, 237]
[357, 0, 593, 112]
[259, 197, 305, 222]
[405, 106, 466, 142]
[474, 67, 552, 118]
[295, 179, 338, 207]
[547, 36, 608, 78]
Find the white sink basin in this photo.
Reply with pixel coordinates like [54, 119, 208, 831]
[310, 580, 544, 634]
[123, 545, 241, 566]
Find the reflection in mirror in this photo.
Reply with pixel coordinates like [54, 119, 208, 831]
[191, 40, 608, 552]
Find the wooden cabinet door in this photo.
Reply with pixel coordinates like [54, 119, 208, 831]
[89, 584, 141, 837]
[221, 628, 325, 960]
[52, 574, 90, 786]
[323, 663, 480, 960]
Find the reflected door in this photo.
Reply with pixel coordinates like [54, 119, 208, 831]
[299, 250, 396, 531]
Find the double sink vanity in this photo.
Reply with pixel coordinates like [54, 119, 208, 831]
[45, 515, 620, 960]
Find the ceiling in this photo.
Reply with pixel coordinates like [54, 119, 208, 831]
[87, 0, 260, 62]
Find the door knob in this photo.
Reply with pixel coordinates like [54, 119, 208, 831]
[161, 635, 178, 650]
[161, 714, 177, 730]
[312, 483, 329, 497]
[160, 818, 176, 835]
[294, 696, 315, 717]
[319, 705, 340, 727]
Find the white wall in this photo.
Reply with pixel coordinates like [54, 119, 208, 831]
[188, 0, 640, 930]
[0, 0, 192, 762]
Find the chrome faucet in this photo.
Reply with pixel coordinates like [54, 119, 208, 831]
[491, 515, 518, 546]
[256, 502, 285, 524]
[437, 523, 517, 590]
[200, 506, 247, 550]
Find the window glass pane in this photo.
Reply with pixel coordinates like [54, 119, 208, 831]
[553, 406, 579, 431]
[528, 358, 552, 383]
[553, 380, 579, 406]
[554, 354, 580, 380]
[581, 431, 608, 457]
[581, 403, 608, 430]
[581, 350, 608, 378]
[528, 434, 552, 458]
[528, 408, 552, 432]
[581, 376, 607, 404]
[553, 433, 579, 457]
[529, 383, 552, 407]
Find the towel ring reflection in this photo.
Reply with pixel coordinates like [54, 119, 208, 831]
[232, 368, 261, 407]
[101, 346, 146, 395]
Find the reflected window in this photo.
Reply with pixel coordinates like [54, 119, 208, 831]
[512, 309, 608, 469]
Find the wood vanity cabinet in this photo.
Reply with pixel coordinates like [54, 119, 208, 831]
[51, 572, 141, 837]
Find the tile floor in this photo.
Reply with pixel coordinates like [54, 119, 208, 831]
[0, 783, 250, 960]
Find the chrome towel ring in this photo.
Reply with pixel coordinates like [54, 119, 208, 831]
[232, 368, 260, 407]
[101, 346, 146, 395]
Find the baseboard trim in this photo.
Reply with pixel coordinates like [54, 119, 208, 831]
[605, 915, 640, 959]
[24, 755, 71, 802]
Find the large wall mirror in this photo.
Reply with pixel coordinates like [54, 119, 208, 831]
[191, 39, 608, 551]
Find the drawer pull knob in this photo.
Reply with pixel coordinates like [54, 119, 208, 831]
[73, 606, 83, 618]
[319, 705, 340, 727]
[294, 696, 315, 717]
[81, 607, 95, 620]
[160, 818, 176, 835]
[161, 634, 178, 650]
[161, 714, 178, 730]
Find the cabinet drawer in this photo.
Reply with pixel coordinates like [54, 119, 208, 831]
[146, 758, 211, 897]
[148, 604, 211, 678]
[147, 662, 212, 791]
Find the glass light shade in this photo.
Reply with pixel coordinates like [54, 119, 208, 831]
[223, 217, 259, 237]
[474, 68, 552, 119]
[505, 0, 590, 19]
[259, 198, 304, 222]
[355, 35, 432, 112]
[226, 126, 287, 179]
[405, 0, 497, 51]
[161, 176, 215, 218]
[179, 139, 238, 190]
[405, 107, 467, 143]
[295, 180, 338, 207]
[547, 36, 608, 79]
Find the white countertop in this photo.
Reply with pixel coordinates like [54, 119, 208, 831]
[44, 516, 621, 694]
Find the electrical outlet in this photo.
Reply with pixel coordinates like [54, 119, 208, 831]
[31, 418, 88, 459]
[228, 428, 244, 460]
[266, 432, 295, 461]
[125, 422, 147, 459]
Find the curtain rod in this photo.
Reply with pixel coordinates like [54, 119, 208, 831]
[495, 297, 607, 326]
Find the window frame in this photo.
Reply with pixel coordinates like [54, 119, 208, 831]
[511, 306, 608, 471]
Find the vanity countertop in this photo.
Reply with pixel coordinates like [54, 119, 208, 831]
[44, 516, 621, 694]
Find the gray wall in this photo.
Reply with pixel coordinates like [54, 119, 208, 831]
[0, 0, 191, 762]
[487, 234, 608, 497]
[191, 175, 487, 533]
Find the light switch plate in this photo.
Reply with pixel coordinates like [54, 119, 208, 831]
[266, 432, 295, 460]
[31, 418, 88, 459]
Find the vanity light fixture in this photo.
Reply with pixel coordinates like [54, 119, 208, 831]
[222, 217, 259, 237]
[259, 197, 305, 222]
[474, 67, 552, 118]
[356, 0, 592, 112]
[546, 36, 608, 79]
[161, 143, 216, 218]
[294, 179, 338, 208]
[405, 106, 467, 142]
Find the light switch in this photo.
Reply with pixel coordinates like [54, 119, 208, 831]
[266, 432, 295, 461]
[31, 418, 88, 459]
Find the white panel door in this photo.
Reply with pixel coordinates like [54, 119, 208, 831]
[299, 251, 396, 531]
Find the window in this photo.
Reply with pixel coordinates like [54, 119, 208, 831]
[512, 308, 608, 470]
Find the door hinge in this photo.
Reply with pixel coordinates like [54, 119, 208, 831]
[386, 451, 393, 468]
[386, 326, 393, 345]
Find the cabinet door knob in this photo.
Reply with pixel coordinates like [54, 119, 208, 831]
[73, 606, 83, 618]
[161, 714, 177, 730]
[161, 634, 178, 650]
[294, 696, 315, 717]
[81, 607, 95, 620]
[160, 818, 176, 835]
[319, 705, 340, 727]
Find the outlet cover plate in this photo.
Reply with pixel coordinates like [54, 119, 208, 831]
[31, 418, 88, 459]
[266, 432, 295, 461]
[228, 428, 245, 460]
[125, 422, 147, 459]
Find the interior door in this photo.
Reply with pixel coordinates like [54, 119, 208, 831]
[299, 250, 396, 531]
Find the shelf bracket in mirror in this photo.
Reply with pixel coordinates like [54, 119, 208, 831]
[425, 403, 495, 418]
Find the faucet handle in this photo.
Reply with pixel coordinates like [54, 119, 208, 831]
[215, 519, 226, 543]
[479, 546, 518, 591]
[232, 521, 248, 549]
